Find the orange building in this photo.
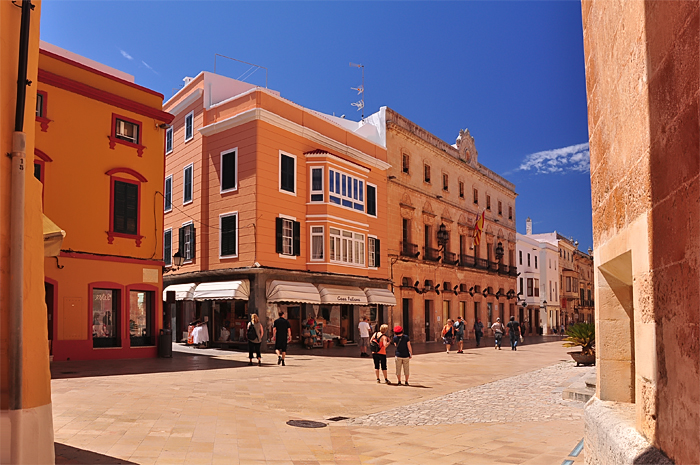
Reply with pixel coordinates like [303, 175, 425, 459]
[36, 42, 173, 361]
[162, 73, 393, 345]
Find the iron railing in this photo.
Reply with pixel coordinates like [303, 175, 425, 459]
[459, 254, 476, 268]
[401, 242, 419, 258]
[423, 247, 441, 262]
[443, 251, 458, 265]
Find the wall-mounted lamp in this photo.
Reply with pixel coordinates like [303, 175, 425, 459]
[158, 122, 172, 129]
[388, 175, 396, 180]
[468, 286, 475, 297]
[453, 285, 459, 296]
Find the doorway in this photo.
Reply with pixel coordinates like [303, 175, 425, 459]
[45, 281, 54, 356]
[341, 305, 354, 342]
[287, 305, 301, 342]
[402, 299, 411, 336]
[424, 300, 432, 341]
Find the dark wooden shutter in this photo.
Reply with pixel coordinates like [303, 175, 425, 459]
[292, 221, 300, 256]
[179, 227, 185, 256]
[222, 152, 236, 191]
[113, 181, 126, 233]
[221, 215, 237, 256]
[367, 184, 376, 216]
[125, 182, 138, 235]
[375, 238, 380, 268]
[190, 224, 196, 260]
[275, 217, 283, 253]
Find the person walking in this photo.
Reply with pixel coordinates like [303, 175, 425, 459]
[392, 325, 412, 385]
[358, 316, 371, 358]
[506, 316, 521, 351]
[453, 316, 465, 353]
[371, 324, 391, 384]
[272, 310, 292, 366]
[442, 319, 454, 353]
[491, 317, 504, 350]
[474, 319, 484, 347]
[247, 314, 264, 365]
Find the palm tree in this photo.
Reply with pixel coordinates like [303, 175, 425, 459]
[563, 322, 595, 356]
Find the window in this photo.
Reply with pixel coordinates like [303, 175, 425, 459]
[311, 226, 324, 260]
[366, 184, 377, 217]
[276, 217, 300, 256]
[555, 282, 558, 300]
[92, 288, 119, 348]
[473, 188, 478, 205]
[164, 229, 172, 266]
[498, 201, 502, 216]
[424, 164, 431, 183]
[329, 227, 365, 265]
[459, 181, 464, 199]
[534, 279, 540, 297]
[184, 111, 194, 142]
[164, 175, 172, 212]
[474, 302, 480, 323]
[527, 278, 533, 297]
[116, 118, 139, 144]
[519, 250, 522, 265]
[402, 153, 410, 174]
[36, 92, 44, 117]
[183, 164, 193, 204]
[113, 180, 139, 235]
[519, 277, 524, 294]
[220, 213, 238, 257]
[550, 281, 553, 300]
[442, 173, 449, 191]
[36, 90, 49, 131]
[179, 223, 196, 262]
[221, 149, 237, 193]
[329, 168, 364, 211]
[527, 253, 530, 267]
[165, 127, 173, 154]
[33, 162, 42, 183]
[535, 256, 538, 269]
[129, 290, 154, 347]
[368, 237, 380, 267]
[508, 206, 513, 220]
[566, 276, 572, 292]
[279, 153, 296, 194]
[310, 167, 323, 202]
[486, 195, 491, 210]
[487, 302, 493, 326]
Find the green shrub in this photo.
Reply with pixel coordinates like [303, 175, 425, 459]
[563, 322, 595, 356]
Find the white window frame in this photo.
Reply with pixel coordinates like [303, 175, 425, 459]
[183, 163, 193, 205]
[278, 213, 297, 259]
[279, 151, 297, 196]
[164, 175, 172, 213]
[165, 127, 173, 154]
[220, 147, 238, 194]
[164, 228, 172, 267]
[184, 111, 194, 142]
[329, 227, 365, 267]
[328, 167, 365, 212]
[366, 182, 377, 218]
[309, 165, 324, 202]
[310, 225, 324, 261]
[182, 221, 193, 263]
[219, 211, 239, 259]
[368, 235, 378, 269]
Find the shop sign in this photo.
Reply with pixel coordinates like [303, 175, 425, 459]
[336, 295, 362, 302]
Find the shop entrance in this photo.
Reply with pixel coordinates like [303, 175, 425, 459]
[287, 306, 302, 343]
[402, 299, 411, 336]
[45, 281, 54, 355]
[341, 305, 355, 342]
[424, 300, 432, 341]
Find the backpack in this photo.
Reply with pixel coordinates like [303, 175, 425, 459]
[369, 332, 381, 353]
[247, 323, 258, 341]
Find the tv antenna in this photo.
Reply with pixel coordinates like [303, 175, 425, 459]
[350, 62, 364, 119]
[214, 53, 268, 88]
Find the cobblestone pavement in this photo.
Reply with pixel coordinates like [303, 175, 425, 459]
[346, 362, 585, 427]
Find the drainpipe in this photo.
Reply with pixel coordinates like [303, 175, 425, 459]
[10, 0, 33, 462]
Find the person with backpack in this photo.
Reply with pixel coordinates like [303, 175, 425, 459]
[491, 317, 504, 350]
[506, 316, 521, 351]
[392, 325, 412, 385]
[247, 314, 264, 365]
[442, 319, 454, 353]
[474, 319, 484, 347]
[370, 324, 391, 384]
[453, 316, 465, 353]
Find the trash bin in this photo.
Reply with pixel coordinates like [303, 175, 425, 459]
[158, 329, 172, 358]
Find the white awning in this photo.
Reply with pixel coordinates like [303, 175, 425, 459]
[364, 288, 397, 306]
[43, 214, 65, 257]
[193, 280, 250, 301]
[266, 280, 321, 304]
[163, 283, 197, 301]
[317, 284, 368, 305]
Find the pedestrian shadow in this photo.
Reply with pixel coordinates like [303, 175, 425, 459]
[400, 384, 431, 389]
[56, 443, 137, 464]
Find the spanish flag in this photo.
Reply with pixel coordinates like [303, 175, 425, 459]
[473, 210, 485, 246]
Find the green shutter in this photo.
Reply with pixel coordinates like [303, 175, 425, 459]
[276, 217, 283, 253]
[375, 238, 380, 268]
[293, 221, 301, 256]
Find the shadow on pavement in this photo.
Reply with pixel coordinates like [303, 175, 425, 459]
[55, 443, 137, 464]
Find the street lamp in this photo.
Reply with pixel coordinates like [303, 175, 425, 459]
[437, 223, 449, 251]
[495, 241, 504, 261]
[172, 250, 185, 268]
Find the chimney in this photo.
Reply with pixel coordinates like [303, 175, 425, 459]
[526, 217, 532, 235]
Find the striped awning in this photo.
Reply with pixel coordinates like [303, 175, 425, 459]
[364, 288, 397, 306]
[266, 280, 321, 304]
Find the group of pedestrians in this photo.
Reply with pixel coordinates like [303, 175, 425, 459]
[367, 324, 413, 385]
[246, 310, 292, 366]
[490, 316, 523, 350]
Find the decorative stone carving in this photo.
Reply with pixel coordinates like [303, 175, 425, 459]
[456, 128, 479, 167]
[440, 208, 453, 224]
[497, 228, 504, 239]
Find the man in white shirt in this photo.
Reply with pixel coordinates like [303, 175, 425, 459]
[358, 317, 372, 358]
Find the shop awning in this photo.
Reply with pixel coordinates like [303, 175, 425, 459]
[43, 214, 65, 257]
[193, 280, 250, 301]
[163, 283, 197, 301]
[317, 284, 368, 305]
[266, 280, 321, 304]
[364, 288, 397, 306]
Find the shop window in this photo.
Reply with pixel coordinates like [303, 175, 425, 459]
[179, 222, 196, 262]
[183, 164, 193, 204]
[311, 226, 324, 260]
[310, 167, 323, 202]
[366, 184, 377, 217]
[35, 90, 50, 131]
[279, 152, 296, 194]
[184, 111, 194, 142]
[368, 237, 380, 268]
[276, 217, 300, 256]
[165, 126, 173, 154]
[164, 229, 172, 266]
[109, 114, 144, 156]
[329, 168, 364, 211]
[221, 148, 237, 193]
[164, 175, 172, 212]
[220, 212, 238, 257]
[129, 290, 155, 347]
[92, 288, 120, 348]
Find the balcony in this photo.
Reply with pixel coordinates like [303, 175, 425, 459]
[459, 254, 476, 268]
[443, 251, 459, 265]
[509, 267, 519, 277]
[475, 258, 488, 270]
[401, 242, 419, 258]
[423, 247, 441, 262]
[498, 263, 509, 275]
[488, 260, 499, 272]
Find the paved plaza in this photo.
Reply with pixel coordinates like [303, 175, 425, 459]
[52, 340, 587, 464]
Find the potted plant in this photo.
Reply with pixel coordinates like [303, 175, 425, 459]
[563, 322, 596, 366]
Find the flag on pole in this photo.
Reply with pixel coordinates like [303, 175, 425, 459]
[473, 210, 485, 246]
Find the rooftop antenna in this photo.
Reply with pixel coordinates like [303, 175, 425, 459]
[349, 62, 365, 119]
[214, 53, 268, 88]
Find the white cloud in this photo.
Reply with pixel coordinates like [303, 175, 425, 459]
[516, 142, 590, 174]
[120, 49, 133, 60]
[141, 60, 159, 75]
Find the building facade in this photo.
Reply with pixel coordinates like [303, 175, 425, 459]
[162, 73, 393, 346]
[37, 43, 172, 361]
[365, 108, 517, 343]
[583, 1, 698, 463]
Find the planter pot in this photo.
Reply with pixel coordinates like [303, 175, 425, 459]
[568, 351, 595, 366]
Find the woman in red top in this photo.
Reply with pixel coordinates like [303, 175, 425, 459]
[371, 324, 391, 384]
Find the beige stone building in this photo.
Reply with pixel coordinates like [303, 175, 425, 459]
[573, 248, 594, 325]
[365, 108, 517, 342]
[582, 1, 698, 464]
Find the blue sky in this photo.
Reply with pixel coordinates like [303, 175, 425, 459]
[41, 0, 592, 251]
